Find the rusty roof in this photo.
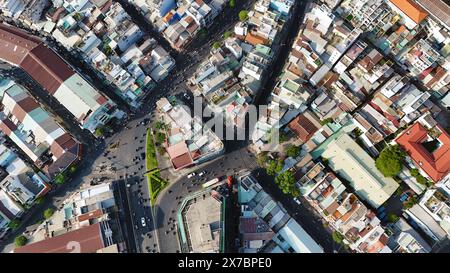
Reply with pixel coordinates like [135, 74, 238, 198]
[14, 223, 105, 253]
[0, 24, 41, 65]
[21, 44, 74, 94]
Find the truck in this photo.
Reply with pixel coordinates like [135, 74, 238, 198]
[202, 178, 220, 189]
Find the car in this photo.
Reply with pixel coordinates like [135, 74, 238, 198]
[293, 198, 301, 205]
[198, 171, 206, 177]
[187, 172, 196, 179]
[141, 217, 146, 227]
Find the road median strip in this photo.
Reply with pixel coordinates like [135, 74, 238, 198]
[146, 129, 168, 205]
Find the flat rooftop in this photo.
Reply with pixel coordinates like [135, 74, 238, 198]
[183, 194, 222, 253]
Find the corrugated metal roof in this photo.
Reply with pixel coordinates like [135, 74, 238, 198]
[21, 44, 74, 94]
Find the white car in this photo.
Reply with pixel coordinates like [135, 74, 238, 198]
[141, 217, 146, 227]
[294, 198, 301, 205]
[198, 171, 206, 177]
[187, 172, 196, 179]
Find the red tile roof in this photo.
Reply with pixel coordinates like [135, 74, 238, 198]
[288, 114, 319, 142]
[245, 33, 268, 46]
[396, 122, 450, 182]
[389, 0, 429, 24]
[171, 153, 194, 169]
[166, 142, 193, 169]
[14, 223, 105, 253]
[78, 209, 104, 222]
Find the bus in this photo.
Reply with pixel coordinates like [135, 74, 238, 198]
[202, 178, 220, 189]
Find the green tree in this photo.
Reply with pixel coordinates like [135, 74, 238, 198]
[286, 144, 300, 158]
[198, 29, 208, 40]
[94, 126, 105, 137]
[375, 145, 405, 177]
[212, 42, 221, 49]
[229, 0, 235, 8]
[43, 208, 54, 219]
[156, 132, 166, 144]
[409, 168, 432, 186]
[387, 213, 399, 223]
[73, 12, 83, 21]
[320, 118, 334, 125]
[332, 231, 344, 244]
[410, 168, 419, 177]
[291, 186, 300, 198]
[55, 172, 67, 185]
[275, 171, 297, 196]
[35, 196, 45, 205]
[15, 235, 27, 247]
[157, 146, 166, 155]
[266, 159, 283, 176]
[279, 132, 288, 143]
[155, 121, 165, 131]
[403, 195, 418, 209]
[102, 44, 113, 56]
[69, 165, 77, 174]
[256, 152, 268, 167]
[8, 219, 20, 230]
[224, 31, 233, 39]
[353, 127, 363, 137]
[238, 10, 249, 21]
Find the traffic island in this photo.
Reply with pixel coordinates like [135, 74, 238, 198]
[146, 128, 168, 205]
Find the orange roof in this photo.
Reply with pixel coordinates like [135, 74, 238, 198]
[389, 0, 428, 24]
[396, 122, 450, 182]
[396, 25, 406, 35]
[163, 11, 174, 23]
[244, 33, 268, 46]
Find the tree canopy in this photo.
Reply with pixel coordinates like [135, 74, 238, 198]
[43, 208, 54, 220]
[15, 235, 27, 247]
[156, 132, 166, 144]
[256, 152, 269, 167]
[55, 172, 67, 185]
[275, 171, 297, 196]
[224, 31, 233, 39]
[375, 145, 405, 177]
[286, 144, 300, 158]
[69, 165, 77, 174]
[266, 159, 283, 176]
[35, 196, 45, 205]
[229, 0, 236, 8]
[212, 42, 221, 49]
[239, 10, 249, 21]
[332, 231, 344, 244]
[320, 118, 334, 125]
[387, 213, 399, 223]
[8, 219, 20, 229]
